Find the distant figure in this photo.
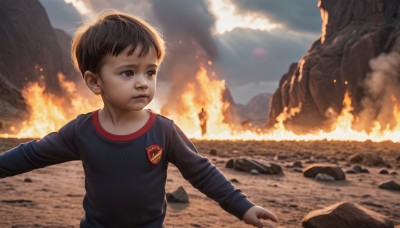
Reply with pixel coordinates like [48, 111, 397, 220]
[198, 108, 208, 136]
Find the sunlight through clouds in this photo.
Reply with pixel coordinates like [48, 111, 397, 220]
[208, 0, 279, 34]
[64, 0, 92, 15]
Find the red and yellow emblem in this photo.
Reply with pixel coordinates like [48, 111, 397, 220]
[146, 145, 163, 165]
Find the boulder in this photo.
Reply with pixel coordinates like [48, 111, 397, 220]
[349, 153, 386, 166]
[378, 180, 400, 191]
[232, 157, 283, 175]
[303, 164, 346, 180]
[302, 202, 394, 228]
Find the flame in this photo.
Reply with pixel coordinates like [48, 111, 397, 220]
[2, 68, 399, 142]
[162, 67, 232, 139]
[0, 74, 102, 138]
[162, 68, 399, 142]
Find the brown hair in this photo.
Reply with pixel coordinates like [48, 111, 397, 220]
[72, 10, 165, 76]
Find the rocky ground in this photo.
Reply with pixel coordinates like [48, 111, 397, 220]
[0, 138, 399, 227]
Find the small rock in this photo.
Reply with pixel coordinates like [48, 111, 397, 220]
[390, 171, 398, 175]
[315, 173, 335, 181]
[346, 164, 369, 174]
[24, 178, 32, 183]
[378, 180, 400, 191]
[378, 169, 389, 175]
[226, 159, 234, 168]
[166, 186, 189, 203]
[250, 169, 259, 175]
[274, 153, 288, 160]
[345, 169, 358, 174]
[293, 161, 303, 168]
[209, 149, 217, 156]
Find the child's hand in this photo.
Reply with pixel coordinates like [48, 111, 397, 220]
[243, 205, 278, 227]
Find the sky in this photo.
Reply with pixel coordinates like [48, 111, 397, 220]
[38, 0, 321, 104]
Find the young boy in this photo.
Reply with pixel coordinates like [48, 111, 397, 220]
[0, 10, 277, 227]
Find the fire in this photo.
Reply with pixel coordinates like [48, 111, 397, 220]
[161, 67, 399, 142]
[1, 68, 399, 142]
[0, 74, 102, 138]
[161, 67, 232, 139]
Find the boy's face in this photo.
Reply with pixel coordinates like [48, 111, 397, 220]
[97, 45, 158, 112]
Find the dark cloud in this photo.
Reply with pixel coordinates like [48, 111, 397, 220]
[149, 0, 220, 113]
[229, 0, 321, 34]
[38, 0, 82, 34]
[38, 0, 320, 104]
[151, 0, 217, 59]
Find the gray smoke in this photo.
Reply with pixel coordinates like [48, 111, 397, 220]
[358, 52, 400, 131]
[150, 0, 219, 114]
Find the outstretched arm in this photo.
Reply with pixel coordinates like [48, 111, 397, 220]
[243, 206, 278, 227]
[0, 119, 80, 178]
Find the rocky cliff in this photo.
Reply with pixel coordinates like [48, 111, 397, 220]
[0, 0, 77, 127]
[267, 0, 400, 132]
[0, 0, 77, 91]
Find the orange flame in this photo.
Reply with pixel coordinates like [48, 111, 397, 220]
[0, 74, 102, 138]
[161, 68, 400, 142]
[2, 69, 399, 142]
[162, 67, 232, 138]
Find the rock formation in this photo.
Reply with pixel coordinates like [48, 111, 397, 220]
[0, 0, 78, 125]
[267, 0, 400, 133]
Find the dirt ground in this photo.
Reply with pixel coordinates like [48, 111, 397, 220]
[0, 138, 399, 227]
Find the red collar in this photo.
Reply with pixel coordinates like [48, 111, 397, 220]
[92, 110, 156, 142]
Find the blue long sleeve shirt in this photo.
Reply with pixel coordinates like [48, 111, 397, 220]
[0, 111, 254, 227]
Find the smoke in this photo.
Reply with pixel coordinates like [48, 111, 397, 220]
[150, 0, 219, 115]
[358, 52, 400, 131]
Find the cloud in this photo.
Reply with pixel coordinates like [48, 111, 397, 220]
[38, 0, 320, 104]
[229, 0, 321, 35]
[230, 81, 278, 104]
[38, 0, 83, 34]
[214, 27, 316, 86]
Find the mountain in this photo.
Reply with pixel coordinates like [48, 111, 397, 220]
[267, 0, 400, 133]
[237, 93, 271, 125]
[0, 0, 78, 129]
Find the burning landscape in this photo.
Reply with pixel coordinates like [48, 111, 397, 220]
[1, 0, 400, 227]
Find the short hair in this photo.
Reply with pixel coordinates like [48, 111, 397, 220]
[72, 10, 165, 76]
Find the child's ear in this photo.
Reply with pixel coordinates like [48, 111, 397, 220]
[83, 71, 102, 94]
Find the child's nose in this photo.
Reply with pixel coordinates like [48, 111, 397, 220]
[134, 74, 149, 89]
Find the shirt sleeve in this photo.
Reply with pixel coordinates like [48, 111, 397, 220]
[0, 119, 80, 178]
[166, 122, 254, 220]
